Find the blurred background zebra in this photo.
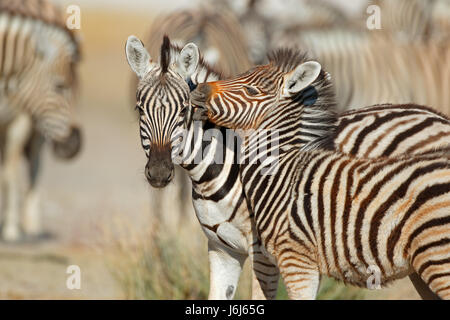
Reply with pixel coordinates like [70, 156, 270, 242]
[272, 0, 450, 114]
[0, 0, 82, 241]
[218, 0, 353, 65]
[370, 0, 450, 42]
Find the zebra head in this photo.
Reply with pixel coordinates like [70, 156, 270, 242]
[192, 49, 336, 138]
[126, 35, 200, 188]
[30, 27, 82, 160]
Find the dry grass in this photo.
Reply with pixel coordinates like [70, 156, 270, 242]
[102, 215, 253, 300]
[101, 213, 366, 300]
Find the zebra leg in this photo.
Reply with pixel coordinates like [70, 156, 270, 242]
[276, 243, 320, 300]
[1, 114, 32, 241]
[409, 230, 450, 299]
[411, 258, 450, 299]
[249, 240, 280, 300]
[22, 130, 44, 237]
[207, 241, 246, 300]
[409, 272, 440, 300]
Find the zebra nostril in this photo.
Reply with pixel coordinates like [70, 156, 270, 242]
[145, 163, 174, 188]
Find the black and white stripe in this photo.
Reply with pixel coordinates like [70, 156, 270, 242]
[192, 48, 450, 299]
[128, 36, 280, 300]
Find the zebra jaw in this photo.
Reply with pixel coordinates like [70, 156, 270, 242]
[191, 105, 208, 121]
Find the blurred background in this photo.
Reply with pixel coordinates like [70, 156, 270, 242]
[0, 0, 448, 299]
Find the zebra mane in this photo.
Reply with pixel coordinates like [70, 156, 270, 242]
[268, 47, 338, 151]
[160, 35, 171, 74]
[0, 0, 81, 61]
[267, 48, 311, 73]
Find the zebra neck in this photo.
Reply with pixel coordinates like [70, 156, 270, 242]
[249, 88, 337, 156]
[179, 120, 239, 184]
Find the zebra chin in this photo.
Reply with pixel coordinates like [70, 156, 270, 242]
[52, 126, 82, 160]
[145, 145, 175, 189]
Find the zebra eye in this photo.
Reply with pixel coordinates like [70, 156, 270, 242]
[180, 106, 187, 118]
[244, 85, 259, 96]
[55, 82, 68, 93]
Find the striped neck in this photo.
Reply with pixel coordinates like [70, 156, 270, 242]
[256, 84, 338, 153]
[178, 118, 241, 183]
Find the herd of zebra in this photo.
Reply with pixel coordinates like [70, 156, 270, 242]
[0, 0, 449, 300]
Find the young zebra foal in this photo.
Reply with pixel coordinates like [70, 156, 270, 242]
[192, 49, 450, 299]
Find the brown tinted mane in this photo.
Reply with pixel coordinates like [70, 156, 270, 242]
[267, 48, 309, 73]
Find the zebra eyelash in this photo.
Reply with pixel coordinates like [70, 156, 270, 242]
[244, 85, 259, 96]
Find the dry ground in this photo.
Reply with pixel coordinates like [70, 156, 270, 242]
[0, 7, 421, 300]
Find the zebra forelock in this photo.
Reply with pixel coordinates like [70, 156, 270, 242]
[160, 35, 171, 74]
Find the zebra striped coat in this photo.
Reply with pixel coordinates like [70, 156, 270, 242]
[0, 0, 81, 241]
[143, 6, 251, 78]
[191, 49, 450, 299]
[368, 0, 450, 42]
[221, 0, 350, 65]
[128, 38, 450, 299]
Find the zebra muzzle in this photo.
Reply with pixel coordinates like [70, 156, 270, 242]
[145, 146, 175, 188]
[52, 126, 82, 160]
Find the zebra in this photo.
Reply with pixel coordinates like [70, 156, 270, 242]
[128, 38, 450, 299]
[368, 0, 450, 42]
[131, 6, 252, 225]
[126, 35, 275, 300]
[0, 0, 82, 241]
[217, 0, 350, 65]
[143, 6, 251, 80]
[191, 48, 450, 299]
[273, 29, 450, 114]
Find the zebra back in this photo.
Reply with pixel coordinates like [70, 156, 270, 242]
[144, 7, 251, 77]
[276, 28, 450, 115]
[368, 0, 450, 42]
[191, 48, 450, 299]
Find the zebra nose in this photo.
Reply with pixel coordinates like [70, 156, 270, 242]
[145, 163, 174, 188]
[52, 126, 82, 160]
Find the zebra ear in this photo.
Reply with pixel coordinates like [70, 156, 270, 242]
[176, 43, 200, 78]
[126, 36, 154, 79]
[35, 31, 58, 61]
[283, 61, 322, 96]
